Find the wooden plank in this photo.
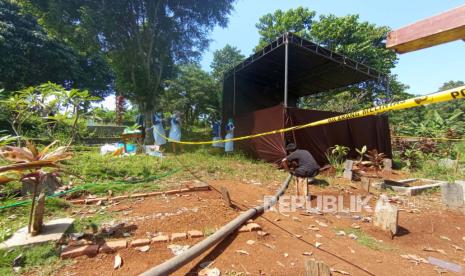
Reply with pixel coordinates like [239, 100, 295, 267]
[387, 5, 465, 53]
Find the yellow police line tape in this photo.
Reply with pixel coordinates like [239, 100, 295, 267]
[155, 86, 465, 145]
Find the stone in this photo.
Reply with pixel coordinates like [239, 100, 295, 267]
[360, 177, 371, 193]
[152, 235, 169, 243]
[442, 182, 465, 210]
[343, 160, 354, 170]
[0, 218, 74, 249]
[342, 170, 353, 181]
[373, 195, 399, 236]
[99, 240, 127, 253]
[187, 230, 204, 238]
[31, 192, 46, 236]
[246, 223, 261, 231]
[130, 239, 151, 247]
[382, 159, 392, 173]
[171, 233, 187, 241]
[238, 225, 249, 232]
[61, 245, 99, 259]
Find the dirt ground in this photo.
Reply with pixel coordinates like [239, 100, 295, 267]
[56, 176, 465, 276]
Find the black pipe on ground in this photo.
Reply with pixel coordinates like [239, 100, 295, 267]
[139, 174, 292, 276]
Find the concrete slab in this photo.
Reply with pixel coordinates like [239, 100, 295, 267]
[382, 179, 445, 196]
[0, 218, 74, 249]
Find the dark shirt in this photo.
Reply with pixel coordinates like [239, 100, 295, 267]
[286, 149, 320, 177]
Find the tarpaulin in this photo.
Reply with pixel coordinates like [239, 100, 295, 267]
[233, 105, 392, 165]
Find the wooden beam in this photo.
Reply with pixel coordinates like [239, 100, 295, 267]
[387, 5, 465, 53]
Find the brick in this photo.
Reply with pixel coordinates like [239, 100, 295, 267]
[152, 235, 169, 243]
[61, 245, 99, 259]
[171, 232, 187, 241]
[246, 223, 261, 232]
[187, 230, 204, 238]
[130, 239, 151, 247]
[99, 240, 127, 253]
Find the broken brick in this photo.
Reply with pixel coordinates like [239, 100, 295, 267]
[99, 240, 127, 253]
[61, 245, 99, 259]
[187, 230, 204, 238]
[171, 233, 187, 241]
[152, 235, 169, 243]
[130, 239, 151, 247]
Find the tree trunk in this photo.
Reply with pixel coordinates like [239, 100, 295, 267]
[144, 110, 154, 145]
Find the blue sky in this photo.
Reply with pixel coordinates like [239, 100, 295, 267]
[199, 0, 465, 95]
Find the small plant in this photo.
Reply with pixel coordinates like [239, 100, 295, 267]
[355, 145, 367, 162]
[364, 149, 386, 170]
[325, 145, 350, 175]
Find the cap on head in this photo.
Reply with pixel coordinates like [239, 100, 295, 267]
[286, 143, 297, 152]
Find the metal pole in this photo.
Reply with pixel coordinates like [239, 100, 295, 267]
[284, 34, 289, 107]
[140, 175, 292, 276]
[233, 71, 236, 116]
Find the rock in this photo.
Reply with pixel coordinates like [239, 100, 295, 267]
[187, 230, 203, 238]
[336, 230, 346, 236]
[238, 225, 249, 232]
[152, 235, 169, 243]
[130, 239, 151, 247]
[61, 245, 99, 259]
[246, 223, 261, 231]
[246, 240, 256, 245]
[31, 192, 46, 236]
[12, 254, 24, 268]
[235, 249, 249, 255]
[199, 267, 221, 276]
[348, 234, 358, 240]
[315, 242, 322, 248]
[114, 254, 122, 269]
[257, 231, 269, 237]
[167, 244, 190, 256]
[171, 233, 187, 241]
[284, 253, 289, 257]
[99, 240, 128, 253]
[136, 245, 150, 252]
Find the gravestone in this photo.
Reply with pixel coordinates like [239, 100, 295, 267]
[441, 182, 465, 211]
[305, 259, 331, 276]
[342, 160, 354, 180]
[382, 159, 392, 173]
[220, 186, 232, 207]
[374, 195, 398, 237]
[360, 177, 371, 193]
[31, 192, 46, 236]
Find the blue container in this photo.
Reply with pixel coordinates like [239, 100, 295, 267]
[126, 143, 136, 153]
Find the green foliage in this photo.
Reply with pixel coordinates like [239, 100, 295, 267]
[26, 0, 235, 121]
[211, 44, 245, 81]
[325, 145, 349, 174]
[0, 243, 62, 275]
[163, 64, 220, 123]
[0, 1, 112, 97]
[355, 145, 367, 162]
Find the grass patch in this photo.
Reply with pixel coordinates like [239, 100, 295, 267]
[0, 242, 68, 275]
[335, 228, 394, 251]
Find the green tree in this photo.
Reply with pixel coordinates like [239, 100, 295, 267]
[0, 1, 112, 97]
[26, 0, 235, 143]
[255, 7, 315, 51]
[162, 64, 218, 125]
[211, 44, 245, 81]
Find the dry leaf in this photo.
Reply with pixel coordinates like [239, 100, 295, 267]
[439, 235, 451, 241]
[276, 261, 285, 267]
[136, 245, 150, 252]
[246, 240, 256, 245]
[315, 242, 322, 248]
[331, 268, 351, 275]
[114, 254, 122, 269]
[302, 252, 313, 256]
[235, 249, 249, 255]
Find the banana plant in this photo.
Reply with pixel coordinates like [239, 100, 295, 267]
[0, 141, 72, 233]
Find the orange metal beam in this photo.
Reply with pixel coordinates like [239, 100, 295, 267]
[387, 5, 465, 53]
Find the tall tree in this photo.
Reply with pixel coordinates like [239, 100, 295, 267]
[162, 64, 218, 124]
[211, 44, 245, 81]
[255, 7, 315, 51]
[0, 1, 112, 97]
[26, 0, 235, 142]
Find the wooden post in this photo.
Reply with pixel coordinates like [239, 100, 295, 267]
[305, 259, 331, 276]
[220, 186, 232, 207]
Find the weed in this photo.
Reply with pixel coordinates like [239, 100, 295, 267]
[335, 228, 394, 251]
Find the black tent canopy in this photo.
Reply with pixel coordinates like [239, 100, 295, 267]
[222, 32, 385, 118]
